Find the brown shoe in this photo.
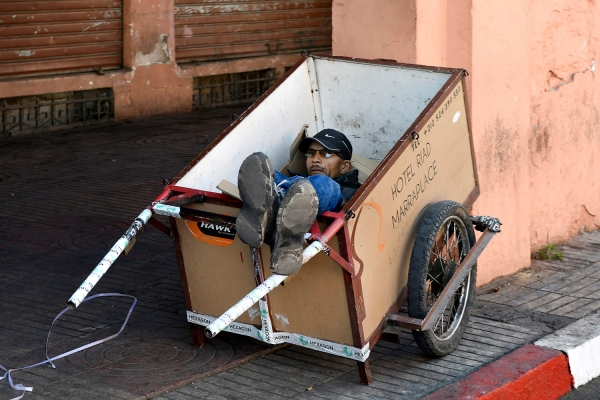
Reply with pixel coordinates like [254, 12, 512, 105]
[236, 152, 276, 248]
[270, 180, 318, 275]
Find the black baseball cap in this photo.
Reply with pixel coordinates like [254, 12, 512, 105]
[299, 129, 353, 160]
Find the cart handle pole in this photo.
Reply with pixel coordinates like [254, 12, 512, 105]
[421, 228, 496, 331]
[66, 209, 153, 309]
[204, 240, 326, 338]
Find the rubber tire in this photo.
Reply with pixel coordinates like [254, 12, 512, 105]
[407, 200, 477, 357]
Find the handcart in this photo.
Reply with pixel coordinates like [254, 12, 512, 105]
[68, 54, 500, 385]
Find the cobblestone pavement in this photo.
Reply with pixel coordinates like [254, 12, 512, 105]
[1, 109, 598, 399]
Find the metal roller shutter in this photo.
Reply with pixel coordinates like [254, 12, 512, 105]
[174, 0, 332, 63]
[0, 0, 123, 79]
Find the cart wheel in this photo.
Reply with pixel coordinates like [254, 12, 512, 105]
[407, 200, 476, 357]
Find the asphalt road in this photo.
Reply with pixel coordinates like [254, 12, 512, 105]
[562, 376, 600, 399]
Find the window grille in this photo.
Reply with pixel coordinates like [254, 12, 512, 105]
[1, 89, 113, 136]
[193, 69, 277, 109]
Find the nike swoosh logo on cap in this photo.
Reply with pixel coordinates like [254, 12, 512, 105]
[325, 134, 334, 138]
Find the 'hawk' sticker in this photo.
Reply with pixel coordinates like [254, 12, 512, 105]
[185, 214, 236, 247]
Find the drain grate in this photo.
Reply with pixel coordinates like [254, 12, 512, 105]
[193, 69, 277, 109]
[1, 89, 114, 136]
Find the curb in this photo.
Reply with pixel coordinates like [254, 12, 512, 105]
[423, 344, 571, 399]
[425, 313, 600, 399]
[535, 313, 600, 388]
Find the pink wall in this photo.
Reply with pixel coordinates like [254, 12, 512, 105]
[333, 0, 600, 285]
[527, 0, 600, 246]
[332, 0, 416, 62]
[469, 0, 533, 284]
[414, 0, 447, 66]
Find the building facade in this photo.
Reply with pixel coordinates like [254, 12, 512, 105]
[2, 0, 598, 285]
[0, 0, 332, 134]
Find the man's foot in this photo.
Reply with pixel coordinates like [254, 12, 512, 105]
[270, 180, 319, 275]
[236, 152, 276, 248]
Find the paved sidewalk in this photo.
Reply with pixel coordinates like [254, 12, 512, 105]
[1, 109, 598, 399]
[154, 232, 600, 400]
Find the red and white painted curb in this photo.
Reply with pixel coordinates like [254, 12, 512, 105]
[424, 314, 600, 399]
[535, 313, 600, 389]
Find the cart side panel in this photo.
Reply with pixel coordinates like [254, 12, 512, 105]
[264, 233, 354, 346]
[176, 59, 318, 192]
[175, 203, 260, 326]
[314, 57, 453, 161]
[348, 80, 476, 340]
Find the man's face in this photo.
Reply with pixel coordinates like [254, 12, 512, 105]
[306, 143, 350, 178]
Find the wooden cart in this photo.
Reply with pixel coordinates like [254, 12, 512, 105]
[150, 54, 498, 385]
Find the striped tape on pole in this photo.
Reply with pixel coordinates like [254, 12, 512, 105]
[205, 241, 325, 338]
[67, 209, 152, 309]
[152, 203, 181, 218]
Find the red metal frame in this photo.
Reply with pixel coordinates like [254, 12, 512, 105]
[309, 213, 355, 276]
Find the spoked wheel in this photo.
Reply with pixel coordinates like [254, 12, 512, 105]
[407, 201, 476, 357]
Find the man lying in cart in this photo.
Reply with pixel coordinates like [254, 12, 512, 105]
[236, 129, 360, 276]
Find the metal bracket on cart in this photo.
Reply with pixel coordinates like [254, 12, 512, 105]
[471, 215, 502, 233]
[388, 216, 501, 332]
